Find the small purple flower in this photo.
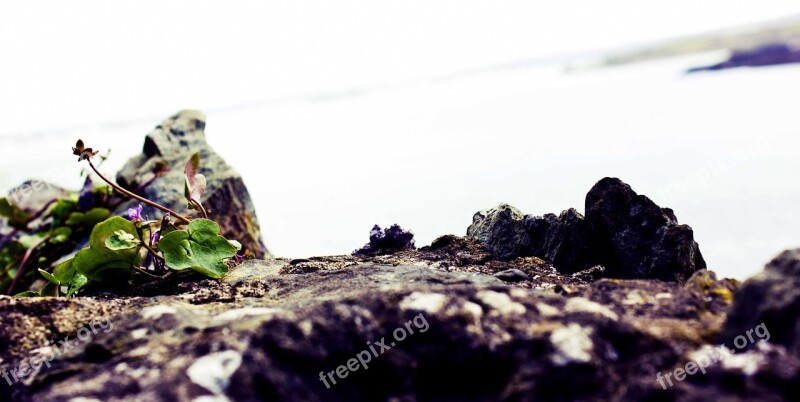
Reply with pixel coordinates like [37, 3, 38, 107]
[151, 232, 160, 244]
[127, 205, 143, 221]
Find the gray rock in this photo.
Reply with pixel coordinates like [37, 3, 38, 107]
[466, 203, 532, 260]
[492, 268, 529, 282]
[115, 110, 269, 258]
[467, 178, 704, 282]
[6, 180, 70, 214]
[585, 177, 705, 282]
[722, 248, 800, 357]
[0, 246, 765, 402]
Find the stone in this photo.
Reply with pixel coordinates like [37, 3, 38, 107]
[722, 248, 800, 357]
[525, 208, 591, 274]
[492, 268, 529, 282]
[466, 203, 532, 260]
[114, 110, 269, 258]
[585, 177, 705, 282]
[353, 224, 415, 256]
[466, 178, 704, 282]
[1, 242, 769, 402]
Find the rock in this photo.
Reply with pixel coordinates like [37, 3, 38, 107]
[466, 203, 532, 260]
[6, 180, 70, 215]
[2, 242, 766, 402]
[585, 177, 705, 282]
[466, 178, 704, 282]
[353, 224, 415, 256]
[571, 265, 606, 282]
[492, 268, 529, 282]
[114, 110, 269, 258]
[525, 208, 591, 274]
[722, 249, 800, 357]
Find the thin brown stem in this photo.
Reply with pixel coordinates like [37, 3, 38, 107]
[130, 265, 172, 279]
[7, 236, 50, 295]
[190, 198, 208, 219]
[85, 159, 191, 224]
[141, 242, 164, 262]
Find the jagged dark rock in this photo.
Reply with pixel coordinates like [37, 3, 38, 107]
[585, 177, 705, 282]
[115, 110, 269, 258]
[2, 241, 771, 402]
[352, 224, 415, 256]
[525, 208, 591, 275]
[466, 178, 705, 282]
[722, 248, 800, 357]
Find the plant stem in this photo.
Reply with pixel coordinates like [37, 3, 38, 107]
[6, 235, 49, 295]
[86, 159, 191, 224]
[130, 265, 172, 279]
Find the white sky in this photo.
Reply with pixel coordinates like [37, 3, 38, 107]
[2, 1, 800, 135]
[2, 2, 800, 279]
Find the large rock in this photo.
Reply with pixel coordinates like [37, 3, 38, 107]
[466, 204, 532, 260]
[585, 177, 705, 282]
[722, 249, 800, 357]
[467, 178, 705, 282]
[2, 240, 775, 402]
[115, 110, 269, 258]
[525, 208, 591, 275]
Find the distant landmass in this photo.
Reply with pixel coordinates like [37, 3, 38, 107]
[599, 14, 800, 70]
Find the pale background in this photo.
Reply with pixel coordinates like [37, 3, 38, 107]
[2, 1, 800, 279]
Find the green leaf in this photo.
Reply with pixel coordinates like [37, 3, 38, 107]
[46, 199, 78, 226]
[38, 269, 60, 285]
[53, 259, 76, 284]
[14, 291, 40, 298]
[65, 208, 111, 227]
[105, 229, 139, 250]
[158, 219, 237, 278]
[73, 217, 141, 283]
[18, 234, 46, 249]
[49, 227, 72, 244]
[0, 197, 32, 229]
[66, 274, 88, 297]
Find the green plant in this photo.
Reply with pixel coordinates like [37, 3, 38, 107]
[0, 140, 248, 297]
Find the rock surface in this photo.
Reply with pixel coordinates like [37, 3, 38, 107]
[585, 177, 706, 282]
[352, 224, 415, 256]
[722, 248, 800, 357]
[3, 236, 789, 402]
[467, 178, 705, 282]
[467, 204, 532, 261]
[115, 110, 269, 258]
[525, 208, 591, 275]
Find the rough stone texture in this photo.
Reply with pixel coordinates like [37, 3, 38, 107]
[2, 237, 784, 402]
[352, 224, 415, 256]
[6, 181, 70, 215]
[525, 208, 591, 275]
[722, 248, 800, 357]
[466, 178, 705, 282]
[115, 110, 269, 258]
[585, 177, 706, 282]
[466, 203, 532, 261]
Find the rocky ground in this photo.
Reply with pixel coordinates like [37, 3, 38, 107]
[0, 237, 749, 402]
[1, 111, 799, 401]
[1, 237, 798, 401]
